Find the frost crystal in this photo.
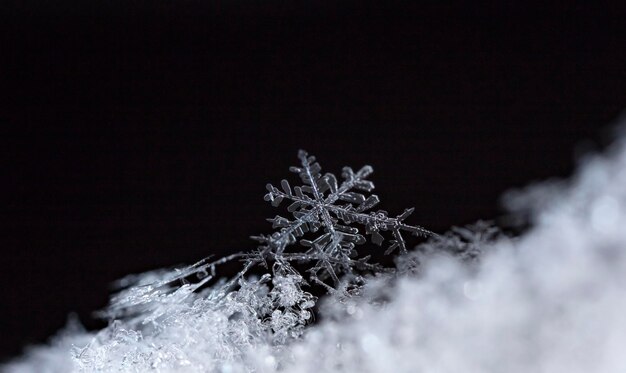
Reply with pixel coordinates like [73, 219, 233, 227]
[251, 150, 436, 289]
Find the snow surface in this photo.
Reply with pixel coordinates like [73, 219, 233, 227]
[6, 130, 626, 372]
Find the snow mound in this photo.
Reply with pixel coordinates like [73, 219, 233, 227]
[6, 131, 626, 372]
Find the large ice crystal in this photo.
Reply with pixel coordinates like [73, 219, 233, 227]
[253, 149, 435, 290]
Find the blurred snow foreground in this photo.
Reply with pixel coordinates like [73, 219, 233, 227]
[7, 134, 626, 373]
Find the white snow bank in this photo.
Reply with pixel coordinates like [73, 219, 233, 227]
[6, 128, 626, 372]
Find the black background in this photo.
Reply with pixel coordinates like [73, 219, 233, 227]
[2, 1, 626, 360]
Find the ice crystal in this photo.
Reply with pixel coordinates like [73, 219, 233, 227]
[251, 150, 436, 290]
[396, 220, 501, 275]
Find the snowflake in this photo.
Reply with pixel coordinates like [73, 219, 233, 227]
[249, 150, 436, 290]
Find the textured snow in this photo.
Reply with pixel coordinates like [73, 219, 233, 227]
[6, 131, 626, 372]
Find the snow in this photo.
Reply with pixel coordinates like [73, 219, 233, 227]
[6, 131, 626, 372]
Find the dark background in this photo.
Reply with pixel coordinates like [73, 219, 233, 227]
[2, 1, 626, 360]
